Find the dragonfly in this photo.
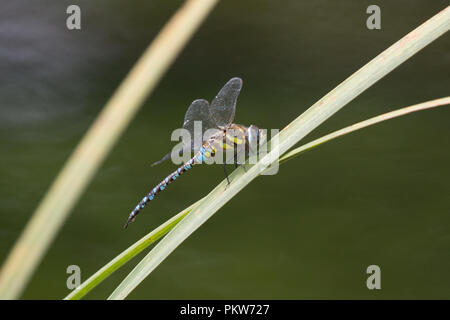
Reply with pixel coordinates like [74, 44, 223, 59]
[124, 77, 265, 228]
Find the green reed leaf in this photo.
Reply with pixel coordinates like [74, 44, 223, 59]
[107, 8, 450, 300]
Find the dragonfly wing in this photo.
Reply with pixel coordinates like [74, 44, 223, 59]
[151, 142, 192, 167]
[182, 99, 218, 152]
[209, 77, 243, 127]
[152, 99, 217, 167]
[151, 152, 172, 167]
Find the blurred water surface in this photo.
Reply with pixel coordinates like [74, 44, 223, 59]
[0, 1, 449, 299]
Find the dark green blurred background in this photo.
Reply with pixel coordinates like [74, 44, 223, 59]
[0, 0, 449, 299]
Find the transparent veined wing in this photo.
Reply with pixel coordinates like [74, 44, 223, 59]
[152, 99, 218, 166]
[209, 77, 243, 128]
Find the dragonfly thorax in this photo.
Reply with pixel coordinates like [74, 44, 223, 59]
[194, 123, 264, 165]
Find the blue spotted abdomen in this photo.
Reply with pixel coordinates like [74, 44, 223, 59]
[195, 144, 215, 163]
[124, 156, 198, 228]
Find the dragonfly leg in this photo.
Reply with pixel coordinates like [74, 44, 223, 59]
[234, 160, 247, 172]
[223, 163, 231, 186]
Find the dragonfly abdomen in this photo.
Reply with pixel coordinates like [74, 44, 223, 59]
[124, 157, 197, 228]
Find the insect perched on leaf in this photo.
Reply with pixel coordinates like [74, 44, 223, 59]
[125, 77, 265, 228]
